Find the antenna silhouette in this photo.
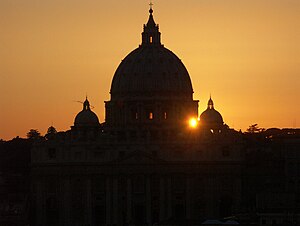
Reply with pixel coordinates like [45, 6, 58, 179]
[73, 100, 95, 109]
[149, 0, 153, 10]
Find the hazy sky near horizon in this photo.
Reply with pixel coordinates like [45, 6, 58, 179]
[0, 0, 299, 140]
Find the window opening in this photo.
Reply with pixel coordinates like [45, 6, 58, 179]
[149, 112, 153, 120]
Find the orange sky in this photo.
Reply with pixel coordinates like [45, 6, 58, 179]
[0, 0, 299, 140]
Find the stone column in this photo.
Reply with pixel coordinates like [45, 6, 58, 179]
[146, 130, 151, 143]
[141, 103, 146, 125]
[207, 177, 215, 217]
[137, 103, 142, 123]
[159, 177, 165, 220]
[127, 178, 132, 223]
[167, 177, 172, 218]
[234, 176, 242, 214]
[146, 177, 151, 225]
[86, 178, 92, 225]
[113, 178, 118, 224]
[106, 177, 111, 225]
[186, 177, 191, 219]
[62, 178, 71, 226]
[156, 103, 162, 121]
[36, 180, 44, 226]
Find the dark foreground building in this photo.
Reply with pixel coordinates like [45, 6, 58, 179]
[1, 6, 297, 226]
[31, 7, 243, 226]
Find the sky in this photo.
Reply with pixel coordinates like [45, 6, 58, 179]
[0, 0, 299, 140]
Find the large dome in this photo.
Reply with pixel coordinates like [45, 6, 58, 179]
[105, 8, 199, 128]
[110, 9, 193, 101]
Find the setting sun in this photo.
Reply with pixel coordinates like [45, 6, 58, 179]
[189, 118, 198, 128]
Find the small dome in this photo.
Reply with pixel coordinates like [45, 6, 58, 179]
[200, 97, 223, 126]
[74, 98, 100, 127]
[200, 109, 223, 125]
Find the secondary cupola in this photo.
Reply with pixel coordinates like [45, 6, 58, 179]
[74, 98, 100, 128]
[200, 96, 224, 132]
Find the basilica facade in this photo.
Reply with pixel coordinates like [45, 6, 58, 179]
[31, 7, 244, 226]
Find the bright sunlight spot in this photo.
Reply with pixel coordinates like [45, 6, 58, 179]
[189, 118, 198, 128]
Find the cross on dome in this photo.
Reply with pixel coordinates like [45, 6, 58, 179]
[149, 0, 153, 11]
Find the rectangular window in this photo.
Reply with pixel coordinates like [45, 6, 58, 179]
[130, 131, 137, 139]
[119, 151, 125, 158]
[94, 151, 104, 159]
[150, 36, 153, 43]
[149, 112, 153, 120]
[164, 112, 167, 119]
[222, 148, 230, 157]
[75, 152, 82, 159]
[48, 148, 56, 159]
[133, 176, 145, 193]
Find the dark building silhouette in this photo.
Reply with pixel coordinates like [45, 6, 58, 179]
[31, 7, 244, 226]
[0, 138, 32, 226]
[1, 5, 300, 226]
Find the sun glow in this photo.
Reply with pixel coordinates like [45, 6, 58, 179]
[189, 118, 198, 128]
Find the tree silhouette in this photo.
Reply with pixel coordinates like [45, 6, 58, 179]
[45, 126, 57, 140]
[26, 129, 41, 139]
[246, 124, 265, 133]
[46, 126, 57, 134]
